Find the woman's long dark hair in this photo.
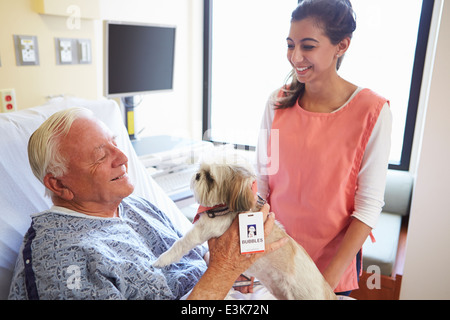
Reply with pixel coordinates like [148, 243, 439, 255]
[276, 0, 357, 109]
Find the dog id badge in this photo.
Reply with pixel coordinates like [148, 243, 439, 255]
[239, 212, 265, 254]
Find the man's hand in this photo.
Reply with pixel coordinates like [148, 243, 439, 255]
[207, 204, 284, 277]
[188, 204, 288, 300]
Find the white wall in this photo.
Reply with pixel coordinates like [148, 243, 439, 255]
[0, 0, 204, 139]
[0, 0, 99, 108]
[400, 0, 450, 299]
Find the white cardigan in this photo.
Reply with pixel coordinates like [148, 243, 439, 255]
[256, 87, 393, 229]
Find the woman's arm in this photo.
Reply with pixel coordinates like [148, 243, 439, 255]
[322, 218, 371, 290]
[324, 103, 392, 290]
[352, 103, 392, 228]
[256, 90, 278, 200]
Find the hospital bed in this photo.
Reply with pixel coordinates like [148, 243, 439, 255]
[0, 97, 198, 300]
[0, 96, 278, 300]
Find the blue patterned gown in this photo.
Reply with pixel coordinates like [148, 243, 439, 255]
[8, 196, 207, 300]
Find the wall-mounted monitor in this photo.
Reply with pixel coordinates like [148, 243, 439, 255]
[104, 21, 176, 98]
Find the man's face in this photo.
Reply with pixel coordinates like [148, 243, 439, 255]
[57, 115, 135, 211]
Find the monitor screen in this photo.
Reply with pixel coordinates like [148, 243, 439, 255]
[105, 21, 176, 97]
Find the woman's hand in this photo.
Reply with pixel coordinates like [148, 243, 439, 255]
[233, 275, 255, 294]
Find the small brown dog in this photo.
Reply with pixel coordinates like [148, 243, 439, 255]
[153, 157, 336, 300]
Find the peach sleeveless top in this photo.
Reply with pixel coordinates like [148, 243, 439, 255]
[267, 88, 387, 292]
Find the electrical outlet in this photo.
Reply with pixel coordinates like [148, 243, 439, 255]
[21, 38, 36, 62]
[0, 89, 17, 113]
[78, 39, 91, 64]
[59, 39, 73, 63]
[13, 35, 39, 66]
[55, 38, 74, 64]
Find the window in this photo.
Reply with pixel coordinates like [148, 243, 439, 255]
[203, 0, 434, 170]
[338, 0, 434, 170]
[203, 0, 298, 149]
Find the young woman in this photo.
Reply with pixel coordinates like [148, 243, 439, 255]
[256, 0, 392, 295]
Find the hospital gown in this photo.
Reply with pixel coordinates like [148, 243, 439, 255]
[8, 196, 207, 300]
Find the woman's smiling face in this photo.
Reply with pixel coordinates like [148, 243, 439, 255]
[286, 17, 342, 84]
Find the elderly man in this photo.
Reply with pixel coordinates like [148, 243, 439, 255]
[8, 107, 284, 300]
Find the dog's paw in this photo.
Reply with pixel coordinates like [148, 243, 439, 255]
[152, 258, 169, 268]
[152, 259, 166, 268]
[152, 253, 173, 268]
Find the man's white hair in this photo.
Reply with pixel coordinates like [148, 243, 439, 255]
[28, 107, 93, 197]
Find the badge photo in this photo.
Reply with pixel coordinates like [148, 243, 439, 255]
[239, 212, 265, 254]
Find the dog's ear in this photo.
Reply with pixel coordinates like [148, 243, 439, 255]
[192, 166, 215, 190]
[191, 165, 220, 207]
[228, 176, 255, 212]
[203, 169, 215, 191]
